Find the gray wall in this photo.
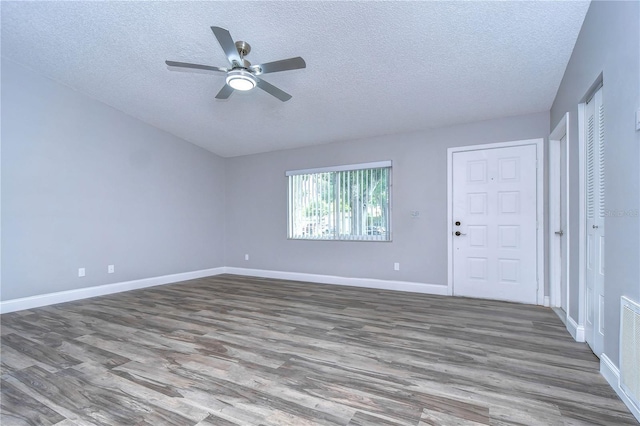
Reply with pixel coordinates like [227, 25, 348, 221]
[1, 58, 226, 300]
[551, 1, 640, 367]
[225, 112, 549, 287]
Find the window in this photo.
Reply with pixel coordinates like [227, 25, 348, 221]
[287, 161, 391, 241]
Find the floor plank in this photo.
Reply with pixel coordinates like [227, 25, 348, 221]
[1, 274, 637, 425]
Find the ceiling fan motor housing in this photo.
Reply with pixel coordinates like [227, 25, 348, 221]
[235, 40, 251, 57]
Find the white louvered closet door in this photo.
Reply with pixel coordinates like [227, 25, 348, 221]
[585, 86, 605, 357]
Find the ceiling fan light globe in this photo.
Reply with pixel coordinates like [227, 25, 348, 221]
[226, 69, 256, 91]
[228, 77, 255, 91]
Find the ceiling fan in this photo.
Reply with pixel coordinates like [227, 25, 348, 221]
[166, 26, 306, 102]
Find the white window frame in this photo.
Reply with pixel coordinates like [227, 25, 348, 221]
[286, 161, 392, 241]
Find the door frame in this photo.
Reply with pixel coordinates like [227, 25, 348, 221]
[446, 138, 545, 304]
[549, 113, 571, 312]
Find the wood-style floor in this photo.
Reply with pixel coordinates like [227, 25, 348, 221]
[1, 274, 636, 425]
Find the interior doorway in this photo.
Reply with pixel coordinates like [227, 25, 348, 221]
[549, 113, 570, 316]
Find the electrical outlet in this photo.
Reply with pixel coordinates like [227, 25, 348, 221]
[78, 267, 85, 277]
[394, 262, 400, 271]
[108, 264, 115, 274]
[245, 254, 249, 261]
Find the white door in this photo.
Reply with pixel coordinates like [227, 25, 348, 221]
[452, 144, 538, 304]
[585, 86, 605, 357]
[559, 134, 568, 313]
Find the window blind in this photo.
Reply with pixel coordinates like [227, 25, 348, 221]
[287, 162, 391, 241]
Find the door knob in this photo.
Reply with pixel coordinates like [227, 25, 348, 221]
[555, 230, 564, 236]
[455, 221, 461, 226]
[592, 225, 599, 229]
[455, 231, 466, 236]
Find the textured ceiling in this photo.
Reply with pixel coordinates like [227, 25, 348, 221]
[1, 1, 590, 157]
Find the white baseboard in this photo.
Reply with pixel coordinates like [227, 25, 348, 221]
[566, 315, 586, 342]
[554, 311, 590, 346]
[0, 267, 226, 314]
[0, 267, 448, 314]
[552, 307, 567, 326]
[600, 353, 640, 422]
[224, 267, 449, 296]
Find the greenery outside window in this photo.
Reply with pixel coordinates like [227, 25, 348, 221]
[286, 161, 391, 241]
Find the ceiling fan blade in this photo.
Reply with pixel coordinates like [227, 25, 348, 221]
[210, 26, 243, 67]
[165, 60, 226, 73]
[254, 57, 306, 75]
[215, 84, 234, 100]
[256, 78, 292, 102]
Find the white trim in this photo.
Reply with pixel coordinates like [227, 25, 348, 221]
[544, 296, 550, 307]
[552, 307, 567, 326]
[446, 145, 457, 297]
[577, 103, 587, 329]
[549, 113, 571, 311]
[1, 267, 449, 314]
[447, 138, 545, 305]
[536, 139, 545, 306]
[446, 149, 454, 296]
[601, 353, 640, 422]
[285, 160, 392, 176]
[549, 136, 560, 305]
[0, 267, 226, 314]
[567, 315, 586, 342]
[225, 267, 448, 295]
